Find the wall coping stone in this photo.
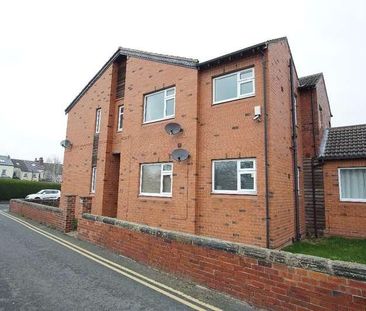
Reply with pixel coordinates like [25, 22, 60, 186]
[82, 213, 366, 282]
[11, 199, 61, 214]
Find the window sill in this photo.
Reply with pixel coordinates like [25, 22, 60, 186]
[138, 194, 172, 199]
[340, 198, 366, 203]
[211, 191, 257, 196]
[142, 116, 175, 126]
[212, 93, 255, 106]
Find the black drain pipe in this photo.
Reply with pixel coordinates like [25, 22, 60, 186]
[289, 58, 301, 241]
[260, 48, 270, 249]
[310, 89, 318, 237]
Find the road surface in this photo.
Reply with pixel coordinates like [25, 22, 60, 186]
[0, 203, 253, 311]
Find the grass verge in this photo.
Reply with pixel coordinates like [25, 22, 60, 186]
[283, 236, 366, 264]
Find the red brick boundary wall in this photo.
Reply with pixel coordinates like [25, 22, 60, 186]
[79, 214, 366, 310]
[9, 196, 76, 232]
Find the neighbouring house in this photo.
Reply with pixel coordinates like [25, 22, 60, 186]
[320, 124, 366, 238]
[0, 155, 14, 178]
[61, 37, 339, 249]
[12, 157, 63, 182]
[12, 159, 43, 181]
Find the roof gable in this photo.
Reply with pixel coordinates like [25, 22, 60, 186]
[0, 155, 13, 166]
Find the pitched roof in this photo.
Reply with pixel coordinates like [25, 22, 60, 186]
[23, 160, 44, 173]
[320, 124, 366, 160]
[65, 37, 288, 114]
[298, 73, 323, 88]
[12, 159, 30, 172]
[0, 155, 13, 166]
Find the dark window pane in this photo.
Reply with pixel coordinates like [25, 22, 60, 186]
[240, 161, 254, 169]
[241, 173, 254, 190]
[214, 161, 237, 191]
[145, 92, 165, 122]
[214, 74, 237, 102]
[162, 175, 171, 193]
[141, 165, 161, 193]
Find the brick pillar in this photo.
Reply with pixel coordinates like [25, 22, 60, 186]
[79, 196, 92, 217]
[63, 195, 76, 233]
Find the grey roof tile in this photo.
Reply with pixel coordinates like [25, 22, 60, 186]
[321, 124, 366, 160]
[299, 73, 323, 88]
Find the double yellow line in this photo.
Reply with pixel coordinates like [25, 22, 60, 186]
[0, 211, 221, 311]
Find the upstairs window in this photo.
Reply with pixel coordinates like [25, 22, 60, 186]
[144, 87, 175, 123]
[213, 68, 255, 104]
[95, 109, 101, 134]
[140, 163, 173, 197]
[212, 159, 256, 194]
[339, 168, 366, 202]
[117, 105, 124, 131]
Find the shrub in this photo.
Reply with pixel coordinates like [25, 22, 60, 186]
[0, 179, 61, 201]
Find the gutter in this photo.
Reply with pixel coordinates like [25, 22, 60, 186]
[289, 58, 301, 241]
[260, 49, 270, 249]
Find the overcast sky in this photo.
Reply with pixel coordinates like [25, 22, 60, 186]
[0, 0, 365, 162]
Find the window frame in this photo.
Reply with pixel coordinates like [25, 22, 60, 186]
[91, 166, 97, 193]
[139, 163, 173, 197]
[117, 105, 124, 132]
[338, 167, 366, 202]
[212, 158, 257, 195]
[143, 87, 176, 124]
[212, 68, 255, 105]
[95, 108, 102, 134]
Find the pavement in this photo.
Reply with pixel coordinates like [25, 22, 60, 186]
[0, 203, 255, 311]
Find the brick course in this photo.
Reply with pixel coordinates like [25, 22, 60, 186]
[323, 159, 366, 237]
[78, 214, 366, 311]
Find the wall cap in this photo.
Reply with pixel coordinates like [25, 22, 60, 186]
[10, 199, 61, 214]
[81, 213, 366, 282]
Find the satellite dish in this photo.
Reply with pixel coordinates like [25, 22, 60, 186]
[171, 149, 189, 161]
[165, 123, 183, 135]
[60, 139, 72, 149]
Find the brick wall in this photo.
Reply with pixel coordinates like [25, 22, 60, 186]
[323, 159, 366, 237]
[196, 52, 266, 246]
[9, 196, 76, 232]
[78, 214, 366, 311]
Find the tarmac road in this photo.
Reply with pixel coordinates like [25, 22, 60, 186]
[0, 203, 254, 311]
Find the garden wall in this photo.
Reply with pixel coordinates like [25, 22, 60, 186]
[78, 214, 366, 311]
[9, 196, 76, 232]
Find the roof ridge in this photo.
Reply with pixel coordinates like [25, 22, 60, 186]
[118, 47, 199, 63]
[330, 124, 366, 130]
[299, 72, 323, 79]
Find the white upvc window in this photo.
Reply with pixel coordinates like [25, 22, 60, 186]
[91, 166, 97, 193]
[143, 87, 175, 123]
[117, 105, 124, 131]
[95, 108, 102, 134]
[140, 163, 173, 197]
[213, 68, 255, 104]
[338, 168, 366, 202]
[212, 159, 256, 195]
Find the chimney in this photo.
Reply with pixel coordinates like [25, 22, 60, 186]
[35, 158, 38, 162]
[39, 157, 44, 165]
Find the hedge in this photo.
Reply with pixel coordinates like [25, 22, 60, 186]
[0, 179, 61, 201]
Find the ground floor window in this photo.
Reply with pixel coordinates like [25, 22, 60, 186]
[212, 158, 256, 194]
[339, 168, 366, 202]
[140, 163, 173, 197]
[91, 166, 97, 193]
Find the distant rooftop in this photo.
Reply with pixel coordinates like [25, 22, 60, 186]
[320, 124, 366, 160]
[0, 155, 13, 166]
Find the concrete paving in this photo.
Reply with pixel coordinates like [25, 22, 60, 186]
[0, 203, 254, 311]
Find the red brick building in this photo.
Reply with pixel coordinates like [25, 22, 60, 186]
[61, 37, 334, 249]
[320, 125, 366, 238]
